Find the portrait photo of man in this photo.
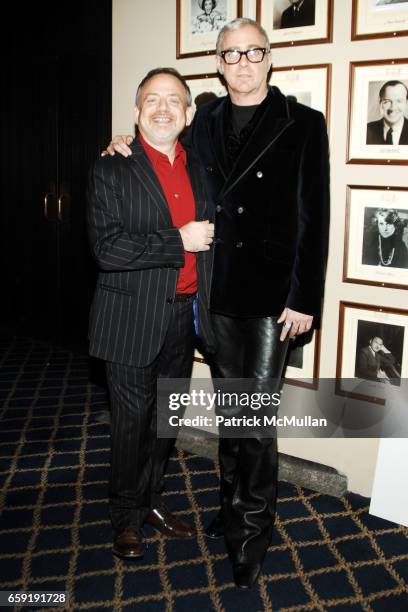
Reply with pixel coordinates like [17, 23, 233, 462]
[277, 0, 316, 29]
[366, 80, 408, 145]
[355, 321, 404, 386]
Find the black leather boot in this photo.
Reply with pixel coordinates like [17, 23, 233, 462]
[233, 562, 262, 589]
[229, 527, 272, 589]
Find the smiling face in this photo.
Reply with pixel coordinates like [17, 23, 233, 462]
[216, 24, 272, 105]
[203, 0, 213, 15]
[380, 84, 408, 127]
[134, 74, 192, 148]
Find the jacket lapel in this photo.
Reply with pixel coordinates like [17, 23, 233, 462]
[186, 148, 211, 222]
[219, 87, 294, 201]
[128, 138, 173, 225]
[401, 117, 408, 145]
[186, 147, 213, 307]
[207, 98, 229, 180]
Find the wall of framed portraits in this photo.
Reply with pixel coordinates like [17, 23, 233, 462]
[112, 0, 408, 498]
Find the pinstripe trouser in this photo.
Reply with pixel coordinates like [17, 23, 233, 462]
[106, 301, 195, 532]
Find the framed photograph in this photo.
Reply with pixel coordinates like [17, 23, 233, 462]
[347, 59, 408, 165]
[352, 0, 408, 41]
[184, 73, 227, 109]
[271, 63, 331, 124]
[284, 330, 321, 389]
[256, 0, 333, 48]
[176, 0, 241, 58]
[336, 301, 408, 403]
[344, 185, 408, 289]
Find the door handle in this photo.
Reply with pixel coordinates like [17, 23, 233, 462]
[44, 192, 53, 218]
[57, 193, 69, 223]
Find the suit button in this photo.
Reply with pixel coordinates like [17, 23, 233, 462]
[216, 205, 222, 213]
[236, 241, 243, 248]
[256, 171, 263, 178]
[166, 297, 173, 304]
[206, 166, 214, 173]
[237, 206, 244, 214]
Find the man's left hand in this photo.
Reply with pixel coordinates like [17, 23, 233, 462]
[278, 307, 313, 342]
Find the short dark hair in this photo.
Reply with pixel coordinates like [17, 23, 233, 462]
[200, 0, 216, 9]
[135, 67, 192, 107]
[375, 208, 407, 236]
[378, 80, 408, 100]
[194, 91, 218, 107]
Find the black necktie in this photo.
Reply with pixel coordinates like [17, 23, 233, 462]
[385, 128, 393, 145]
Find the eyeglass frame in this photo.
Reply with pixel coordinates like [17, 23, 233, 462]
[218, 47, 270, 65]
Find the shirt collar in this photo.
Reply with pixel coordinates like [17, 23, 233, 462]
[139, 133, 186, 165]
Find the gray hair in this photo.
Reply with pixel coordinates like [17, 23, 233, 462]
[135, 67, 192, 107]
[216, 18, 270, 55]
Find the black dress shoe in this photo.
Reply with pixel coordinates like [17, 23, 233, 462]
[233, 562, 261, 589]
[113, 527, 144, 559]
[145, 505, 195, 538]
[204, 513, 224, 539]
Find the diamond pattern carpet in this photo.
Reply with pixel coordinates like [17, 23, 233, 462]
[1, 335, 408, 611]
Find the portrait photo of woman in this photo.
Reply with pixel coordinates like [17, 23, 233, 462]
[191, 0, 226, 34]
[362, 207, 408, 268]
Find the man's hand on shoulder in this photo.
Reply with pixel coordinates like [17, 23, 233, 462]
[101, 135, 134, 157]
[278, 307, 313, 342]
[179, 220, 214, 253]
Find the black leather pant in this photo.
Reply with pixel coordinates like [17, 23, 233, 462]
[209, 313, 289, 565]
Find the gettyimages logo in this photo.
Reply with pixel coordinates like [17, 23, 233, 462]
[168, 389, 282, 411]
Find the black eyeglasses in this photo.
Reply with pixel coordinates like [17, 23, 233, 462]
[219, 47, 269, 65]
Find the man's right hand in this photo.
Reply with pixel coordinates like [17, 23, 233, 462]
[179, 221, 215, 252]
[102, 135, 134, 157]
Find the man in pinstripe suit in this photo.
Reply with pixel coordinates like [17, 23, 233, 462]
[87, 68, 216, 560]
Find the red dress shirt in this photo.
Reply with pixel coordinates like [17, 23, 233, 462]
[140, 135, 197, 294]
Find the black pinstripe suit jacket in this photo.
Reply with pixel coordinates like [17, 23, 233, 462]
[87, 137, 216, 367]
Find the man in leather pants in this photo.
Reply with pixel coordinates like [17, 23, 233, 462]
[106, 17, 330, 589]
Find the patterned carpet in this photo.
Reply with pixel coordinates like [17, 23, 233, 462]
[1, 335, 408, 611]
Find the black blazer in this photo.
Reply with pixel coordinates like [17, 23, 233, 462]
[187, 86, 330, 321]
[280, 0, 315, 29]
[366, 117, 408, 145]
[87, 138, 216, 367]
[356, 346, 380, 380]
[356, 346, 399, 381]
